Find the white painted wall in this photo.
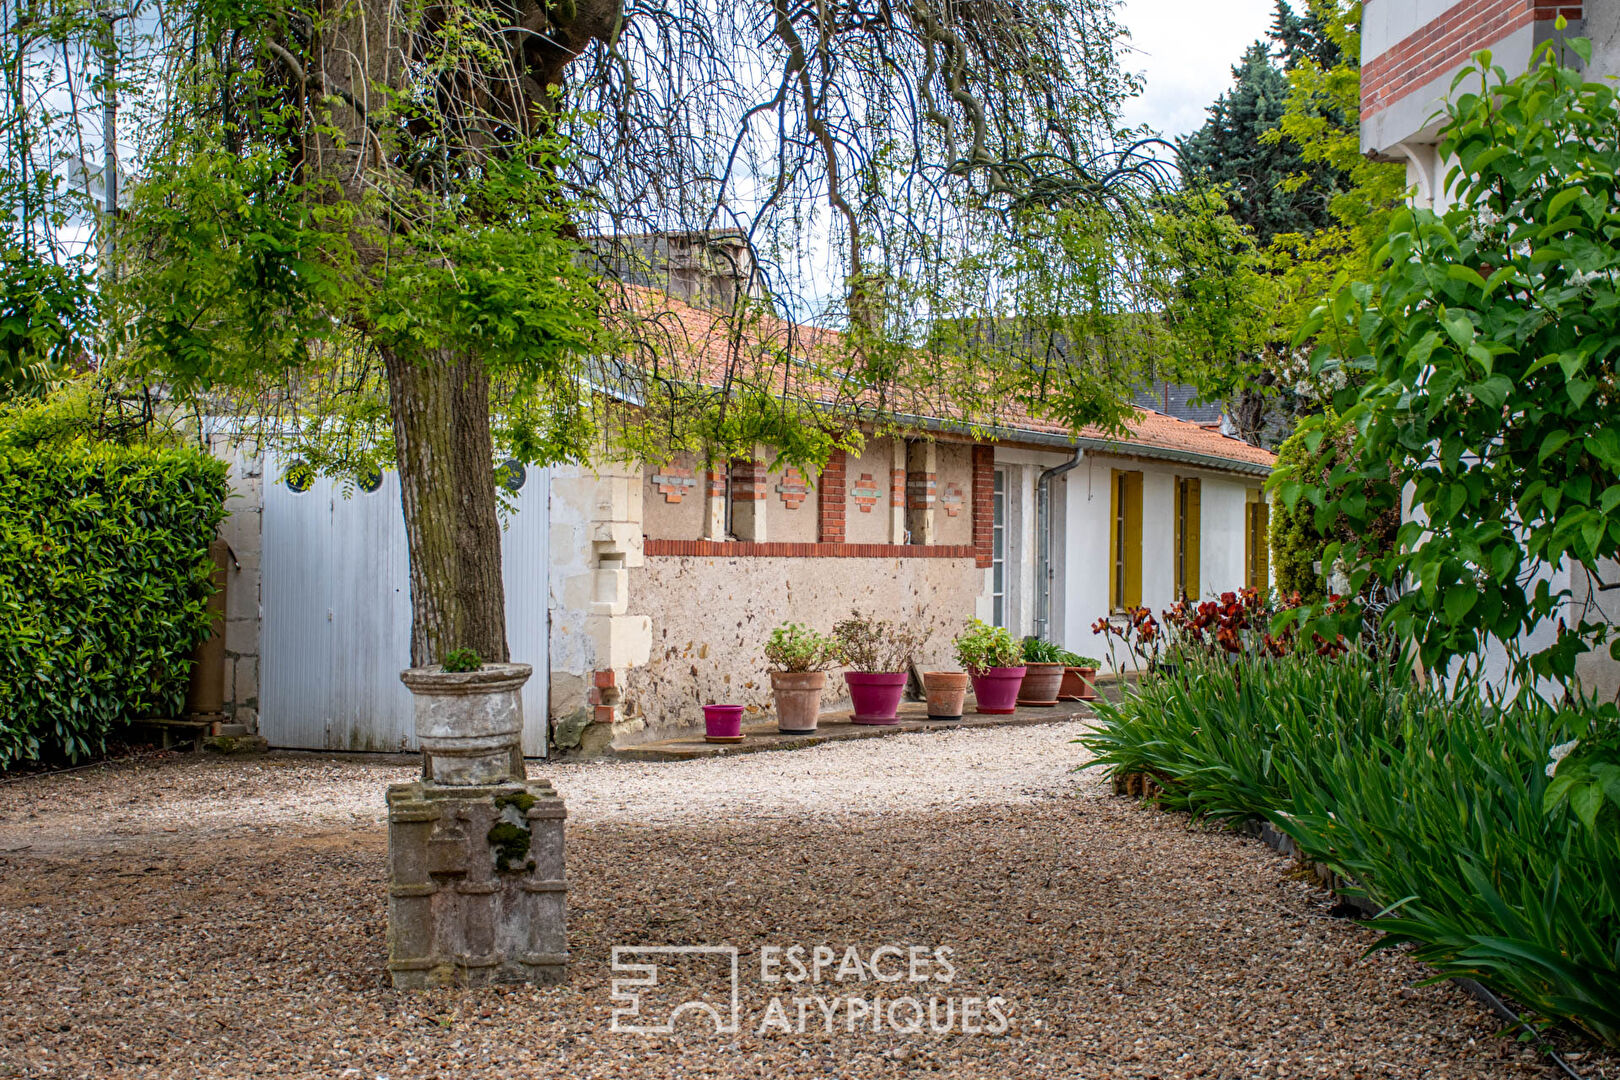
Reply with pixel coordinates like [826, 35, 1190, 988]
[1057, 454, 1266, 672]
[1199, 476, 1253, 602]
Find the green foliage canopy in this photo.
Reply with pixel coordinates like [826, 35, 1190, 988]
[1295, 35, 1620, 684]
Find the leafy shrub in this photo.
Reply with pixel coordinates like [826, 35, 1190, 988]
[1083, 653, 1620, 1046]
[1021, 636, 1065, 664]
[954, 619, 1021, 672]
[1267, 428, 1329, 602]
[441, 648, 483, 673]
[0, 443, 228, 766]
[832, 610, 923, 673]
[764, 623, 835, 673]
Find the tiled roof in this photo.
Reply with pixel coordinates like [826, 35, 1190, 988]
[608, 286, 1275, 474]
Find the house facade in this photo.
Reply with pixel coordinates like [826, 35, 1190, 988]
[550, 414, 1273, 752]
[205, 402, 1273, 755]
[1361, 0, 1612, 212]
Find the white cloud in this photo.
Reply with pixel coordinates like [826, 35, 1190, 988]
[1116, 0, 1281, 139]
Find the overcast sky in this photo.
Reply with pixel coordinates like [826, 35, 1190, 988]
[1116, 0, 1283, 139]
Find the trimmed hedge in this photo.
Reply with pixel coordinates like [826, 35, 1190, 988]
[0, 445, 228, 766]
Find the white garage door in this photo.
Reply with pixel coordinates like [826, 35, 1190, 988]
[260, 457, 549, 756]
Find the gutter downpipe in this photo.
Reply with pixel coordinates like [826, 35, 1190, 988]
[1035, 446, 1085, 641]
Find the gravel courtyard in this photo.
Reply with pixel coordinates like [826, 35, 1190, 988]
[0, 722, 1606, 1079]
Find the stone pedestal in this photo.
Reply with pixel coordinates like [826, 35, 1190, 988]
[386, 778, 568, 988]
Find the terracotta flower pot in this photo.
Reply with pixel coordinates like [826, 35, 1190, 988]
[1018, 663, 1065, 707]
[922, 671, 969, 720]
[771, 670, 828, 735]
[1059, 666, 1099, 701]
[703, 703, 745, 743]
[970, 666, 1026, 714]
[845, 671, 908, 725]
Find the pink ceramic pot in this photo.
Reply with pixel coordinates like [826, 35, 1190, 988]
[845, 671, 908, 725]
[970, 666, 1026, 715]
[703, 703, 745, 743]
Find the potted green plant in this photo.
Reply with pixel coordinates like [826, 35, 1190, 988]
[834, 610, 925, 725]
[1056, 651, 1102, 701]
[764, 623, 837, 735]
[954, 620, 1024, 715]
[1018, 637, 1067, 706]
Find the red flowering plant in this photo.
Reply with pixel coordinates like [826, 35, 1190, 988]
[1091, 607, 1162, 675]
[1161, 589, 1283, 663]
[1095, 588, 1360, 678]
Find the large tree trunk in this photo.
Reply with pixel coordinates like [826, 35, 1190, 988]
[382, 347, 510, 667]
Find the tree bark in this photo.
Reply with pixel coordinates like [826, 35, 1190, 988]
[381, 347, 510, 667]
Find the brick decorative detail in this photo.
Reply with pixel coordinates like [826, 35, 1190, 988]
[852, 472, 882, 513]
[940, 481, 966, 518]
[890, 468, 907, 507]
[907, 471, 937, 510]
[818, 450, 846, 543]
[705, 468, 726, 498]
[651, 467, 697, 504]
[731, 458, 767, 500]
[971, 444, 995, 569]
[644, 539, 978, 559]
[1362, 0, 1581, 120]
[776, 466, 810, 509]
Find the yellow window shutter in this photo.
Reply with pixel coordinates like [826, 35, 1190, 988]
[1108, 469, 1121, 610]
[1186, 478, 1201, 602]
[1256, 499, 1270, 591]
[1124, 471, 1143, 609]
[1173, 477, 1184, 600]
[1244, 499, 1256, 589]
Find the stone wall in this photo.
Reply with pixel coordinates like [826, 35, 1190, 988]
[619, 554, 986, 741]
[209, 434, 264, 732]
[546, 462, 650, 754]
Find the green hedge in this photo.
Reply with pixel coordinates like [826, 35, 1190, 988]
[0, 445, 228, 766]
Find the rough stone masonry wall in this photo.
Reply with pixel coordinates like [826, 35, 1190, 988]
[209, 434, 264, 732]
[620, 554, 984, 740]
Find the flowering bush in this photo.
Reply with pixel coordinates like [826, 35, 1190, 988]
[1095, 589, 1362, 674]
[1544, 716, 1620, 832]
[1091, 607, 1160, 672]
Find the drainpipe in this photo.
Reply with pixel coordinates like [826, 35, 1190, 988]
[1035, 447, 1085, 641]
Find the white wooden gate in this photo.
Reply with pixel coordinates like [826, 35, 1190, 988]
[261, 459, 549, 755]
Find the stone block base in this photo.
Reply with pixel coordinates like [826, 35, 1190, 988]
[386, 779, 567, 989]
